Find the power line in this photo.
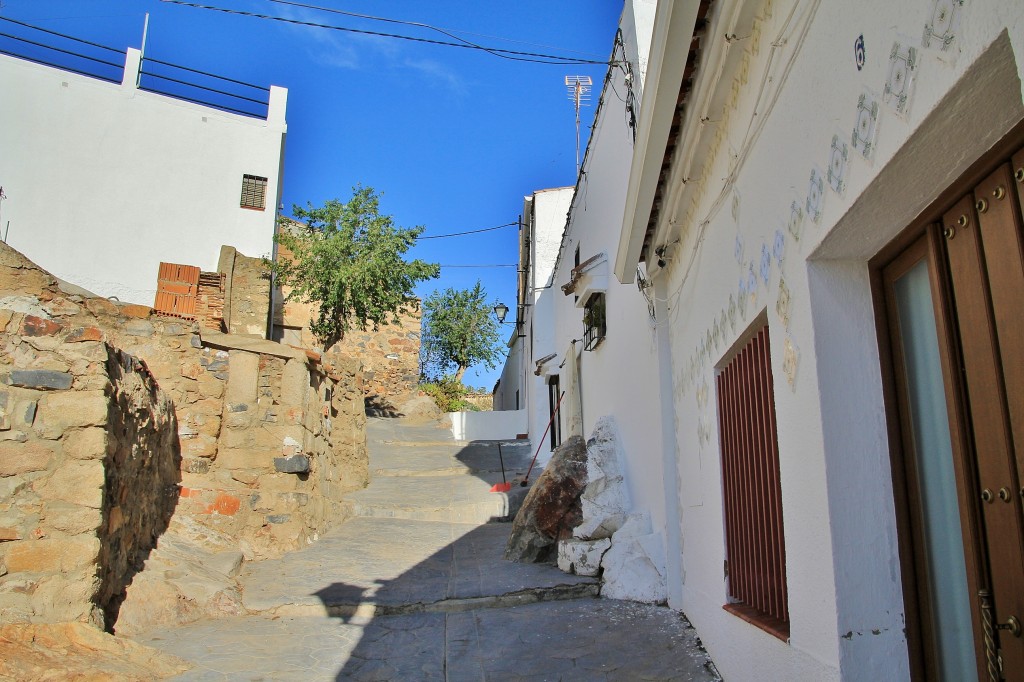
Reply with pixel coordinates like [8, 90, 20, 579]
[419, 222, 516, 240]
[159, 0, 610, 65]
[439, 264, 517, 268]
[262, 0, 607, 62]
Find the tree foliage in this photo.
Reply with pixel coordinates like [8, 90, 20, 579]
[273, 186, 439, 349]
[420, 281, 504, 382]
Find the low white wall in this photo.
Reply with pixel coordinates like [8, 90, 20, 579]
[448, 409, 528, 442]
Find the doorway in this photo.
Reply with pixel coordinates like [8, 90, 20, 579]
[879, 146, 1024, 681]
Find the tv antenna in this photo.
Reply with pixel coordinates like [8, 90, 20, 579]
[565, 75, 592, 176]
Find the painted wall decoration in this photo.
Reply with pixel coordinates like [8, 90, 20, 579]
[922, 0, 963, 52]
[807, 166, 825, 223]
[852, 91, 880, 160]
[854, 34, 866, 71]
[883, 39, 918, 116]
[788, 200, 804, 242]
[828, 133, 850, 194]
[776, 277, 792, 329]
[782, 336, 800, 390]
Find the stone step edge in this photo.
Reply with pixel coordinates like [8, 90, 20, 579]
[370, 464, 528, 475]
[252, 583, 600, 619]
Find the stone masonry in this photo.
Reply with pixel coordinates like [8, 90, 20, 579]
[0, 241, 369, 633]
[0, 326, 180, 631]
[274, 227, 423, 406]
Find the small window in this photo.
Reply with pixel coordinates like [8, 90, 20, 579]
[583, 293, 606, 351]
[717, 322, 789, 640]
[240, 174, 268, 210]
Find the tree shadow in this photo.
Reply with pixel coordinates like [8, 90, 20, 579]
[364, 394, 404, 418]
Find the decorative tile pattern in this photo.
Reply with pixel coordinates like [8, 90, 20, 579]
[828, 133, 849, 194]
[807, 166, 825, 223]
[854, 34, 866, 71]
[776, 277, 791, 329]
[923, 0, 963, 52]
[788, 200, 804, 242]
[852, 91, 880, 159]
[773, 229, 786, 266]
[782, 336, 799, 389]
[760, 243, 772, 285]
[883, 40, 918, 116]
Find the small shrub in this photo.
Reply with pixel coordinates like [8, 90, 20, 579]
[420, 376, 473, 413]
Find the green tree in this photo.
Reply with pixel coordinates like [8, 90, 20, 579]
[421, 281, 504, 383]
[273, 186, 439, 349]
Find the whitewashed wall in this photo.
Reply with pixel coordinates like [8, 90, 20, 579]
[535, 0, 674, 596]
[0, 49, 286, 304]
[493, 331, 523, 410]
[522, 187, 572, 464]
[637, 0, 1024, 679]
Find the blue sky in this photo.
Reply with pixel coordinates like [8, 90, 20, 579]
[0, 0, 622, 390]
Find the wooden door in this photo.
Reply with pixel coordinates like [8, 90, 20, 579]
[883, 150, 1024, 681]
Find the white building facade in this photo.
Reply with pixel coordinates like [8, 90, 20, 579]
[504, 0, 1024, 679]
[0, 46, 287, 304]
[616, 0, 1024, 680]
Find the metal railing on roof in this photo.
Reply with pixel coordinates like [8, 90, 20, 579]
[138, 57, 270, 119]
[0, 15, 126, 83]
[0, 16, 272, 120]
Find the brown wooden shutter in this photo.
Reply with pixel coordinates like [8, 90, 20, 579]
[718, 324, 790, 640]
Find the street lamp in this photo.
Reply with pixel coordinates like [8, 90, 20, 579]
[493, 302, 509, 324]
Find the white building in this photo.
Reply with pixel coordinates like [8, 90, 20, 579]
[504, 0, 1024, 679]
[0, 44, 287, 305]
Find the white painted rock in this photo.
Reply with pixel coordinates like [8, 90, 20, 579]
[557, 537, 611, 576]
[601, 512, 668, 603]
[574, 417, 629, 540]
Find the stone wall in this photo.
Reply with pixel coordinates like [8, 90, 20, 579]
[0, 321, 179, 630]
[274, 237, 422, 406]
[0, 241, 369, 631]
[218, 246, 270, 338]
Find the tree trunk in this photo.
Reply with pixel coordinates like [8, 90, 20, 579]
[455, 365, 467, 382]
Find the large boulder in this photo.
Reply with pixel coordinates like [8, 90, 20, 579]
[574, 417, 630, 540]
[504, 436, 587, 563]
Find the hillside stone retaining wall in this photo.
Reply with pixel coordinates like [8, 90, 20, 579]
[0, 242, 369, 631]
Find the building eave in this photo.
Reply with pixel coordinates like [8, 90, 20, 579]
[615, 0, 706, 284]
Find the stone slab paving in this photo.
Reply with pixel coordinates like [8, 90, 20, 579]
[137, 417, 718, 680]
[142, 598, 717, 681]
[241, 519, 595, 614]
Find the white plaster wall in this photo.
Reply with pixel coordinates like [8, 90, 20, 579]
[535, 0, 671, 594]
[493, 332, 523, 411]
[0, 49, 286, 304]
[523, 188, 571, 462]
[647, 0, 1024, 680]
[448, 409, 528, 443]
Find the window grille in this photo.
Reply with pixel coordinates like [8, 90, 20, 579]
[717, 324, 789, 639]
[583, 293, 606, 351]
[240, 174, 268, 210]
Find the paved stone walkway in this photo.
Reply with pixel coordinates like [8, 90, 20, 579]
[140, 417, 719, 681]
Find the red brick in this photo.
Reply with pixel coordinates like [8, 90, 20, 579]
[65, 326, 104, 343]
[205, 493, 240, 516]
[20, 315, 64, 337]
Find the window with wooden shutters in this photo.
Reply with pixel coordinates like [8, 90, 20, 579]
[240, 174, 267, 210]
[717, 322, 789, 640]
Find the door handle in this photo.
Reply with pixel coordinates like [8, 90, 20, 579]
[998, 615, 1022, 638]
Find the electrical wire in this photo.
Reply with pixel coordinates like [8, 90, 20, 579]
[261, 0, 607, 61]
[419, 222, 516, 240]
[158, 0, 611, 65]
[439, 264, 517, 268]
